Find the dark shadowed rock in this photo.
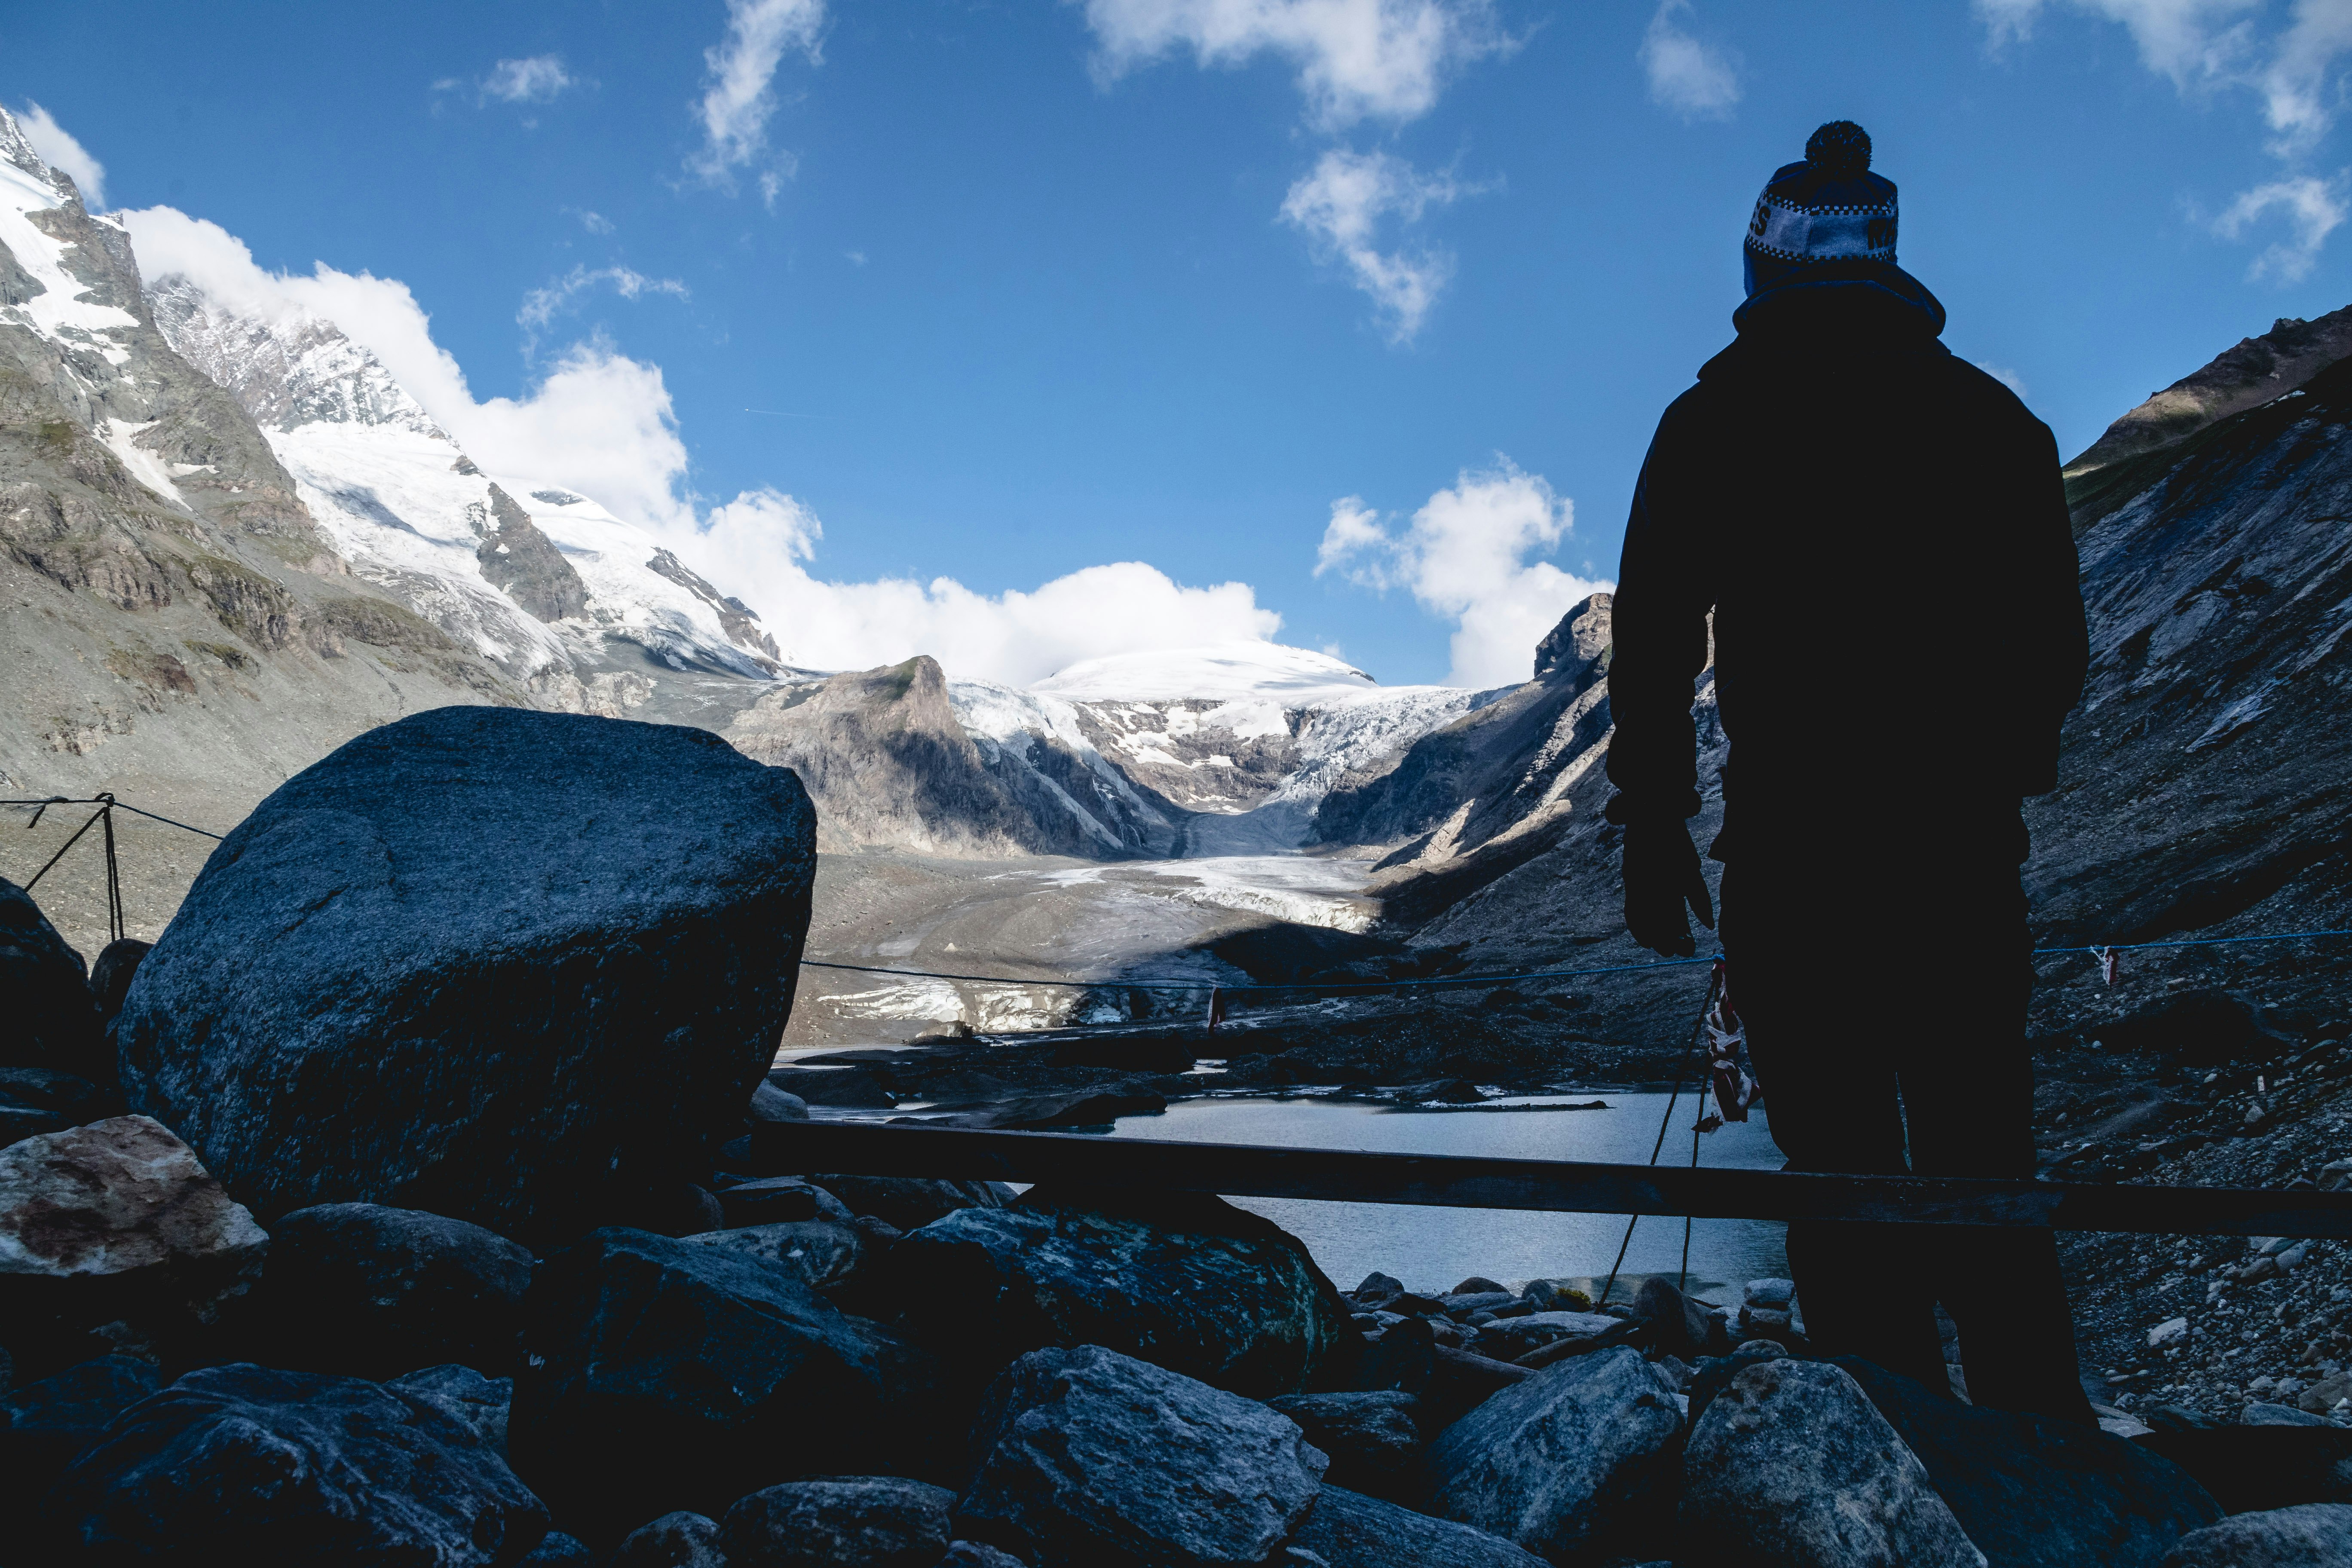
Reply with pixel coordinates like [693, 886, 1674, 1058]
[1421, 1343, 1533, 1432]
[478, 484, 589, 624]
[0, 1066, 119, 1145]
[248, 1202, 533, 1379]
[681, 1219, 861, 1289]
[1830, 1356, 2221, 1567]
[958, 1344, 1328, 1567]
[1357, 1315, 1436, 1396]
[1423, 1346, 1683, 1561]
[88, 938, 150, 1031]
[719, 1476, 955, 1567]
[1266, 1391, 1422, 1499]
[43, 1361, 548, 1563]
[2134, 1427, 2352, 1513]
[1288, 1484, 1550, 1567]
[522, 1532, 599, 1564]
[1682, 1357, 1985, 1568]
[2158, 1504, 2352, 1567]
[115, 707, 817, 1245]
[387, 1363, 511, 1455]
[508, 1228, 935, 1545]
[0, 1355, 162, 1509]
[718, 1175, 856, 1229]
[0, 1115, 267, 1377]
[611, 1511, 725, 1568]
[1632, 1275, 1715, 1358]
[0, 876, 99, 1081]
[938, 1544, 1024, 1568]
[808, 1175, 1007, 1233]
[747, 1081, 807, 1122]
[889, 1188, 1350, 1399]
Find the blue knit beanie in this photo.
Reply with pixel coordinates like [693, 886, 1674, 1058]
[1743, 122, 1897, 297]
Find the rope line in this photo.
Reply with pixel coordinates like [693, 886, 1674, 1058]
[3, 797, 224, 840]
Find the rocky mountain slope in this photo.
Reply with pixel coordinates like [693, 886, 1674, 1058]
[144, 275, 786, 721]
[0, 110, 535, 947]
[2066, 305, 2352, 482]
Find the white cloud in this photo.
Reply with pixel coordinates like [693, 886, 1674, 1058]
[518, 265, 689, 336]
[689, 491, 1281, 680]
[1316, 461, 1608, 687]
[1640, 1, 1740, 121]
[1977, 361, 2030, 395]
[481, 55, 579, 104]
[2212, 173, 2349, 281]
[1978, 0, 2352, 276]
[576, 209, 615, 235]
[689, 0, 826, 198]
[14, 101, 106, 208]
[1079, 0, 1507, 128]
[117, 204, 1288, 686]
[1281, 148, 1475, 341]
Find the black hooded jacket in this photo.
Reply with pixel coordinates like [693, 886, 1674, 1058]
[1603, 269, 2088, 853]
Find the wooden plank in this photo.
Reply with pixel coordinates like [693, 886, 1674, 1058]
[745, 1120, 2352, 1239]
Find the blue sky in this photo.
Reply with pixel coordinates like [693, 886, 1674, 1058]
[7, 0, 2349, 687]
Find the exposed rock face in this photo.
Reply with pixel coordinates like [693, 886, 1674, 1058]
[957, 1344, 1329, 1566]
[2158, 1504, 2352, 1568]
[1288, 1484, 1550, 1568]
[477, 484, 588, 624]
[115, 707, 816, 1243]
[247, 1202, 535, 1379]
[386, 1363, 512, 1456]
[0, 875, 98, 1078]
[717, 1476, 956, 1568]
[0, 1115, 267, 1375]
[2067, 305, 2352, 478]
[680, 1219, 861, 1289]
[508, 1228, 934, 1544]
[1681, 1359, 1985, 1568]
[888, 1188, 1352, 1399]
[1422, 1345, 1685, 1561]
[646, 547, 781, 667]
[1265, 1390, 1423, 1499]
[805, 1174, 1008, 1233]
[43, 1362, 550, 1563]
[728, 657, 1182, 857]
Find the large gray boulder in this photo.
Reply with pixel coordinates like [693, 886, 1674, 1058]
[0, 1114, 267, 1376]
[508, 1227, 936, 1546]
[0, 876, 100, 1082]
[889, 1188, 1352, 1398]
[610, 1511, 725, 1568]
[1422, 1345, 1684, 1561]
[116, 708, 817, 1244]
[958, 1344, 1329, 1566]
[2159, 1504, 2352, 1567]
[1681, 1358, 1985, 1568]
[1288, 1484, 1551, 1567]
[0, 1354, 163, 1510]
[42, 1362, 549, 1563]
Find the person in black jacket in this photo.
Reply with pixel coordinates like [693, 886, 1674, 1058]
[1604, 122, 2094, 1424]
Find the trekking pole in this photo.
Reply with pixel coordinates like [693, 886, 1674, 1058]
[1599, 961, 1721, 1307]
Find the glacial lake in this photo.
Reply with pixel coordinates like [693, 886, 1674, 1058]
[1105, 1093, 1791, 1304]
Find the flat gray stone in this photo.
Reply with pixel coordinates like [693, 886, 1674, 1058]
[1681, 1358, 1986, 1568]
[1286, 1484, 1549, 1567]
[959, 1344, 1328, 1566]
[1424, 1345, 1684, 1560]
[2160, 1504, 2352, 1567]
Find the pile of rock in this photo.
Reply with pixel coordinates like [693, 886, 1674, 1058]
[5, 710, 2349, 1564]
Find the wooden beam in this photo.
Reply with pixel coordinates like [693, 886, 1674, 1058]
[745, 1120, 2352, 1239]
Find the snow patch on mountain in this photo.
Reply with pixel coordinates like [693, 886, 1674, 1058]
[0, 139, 136, 357]
[145, 278, 779, 683]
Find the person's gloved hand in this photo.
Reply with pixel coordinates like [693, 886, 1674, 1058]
[1620, 817, 1714, 957]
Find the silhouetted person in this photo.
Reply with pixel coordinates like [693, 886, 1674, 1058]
[1604, 122, 2093, 1424]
